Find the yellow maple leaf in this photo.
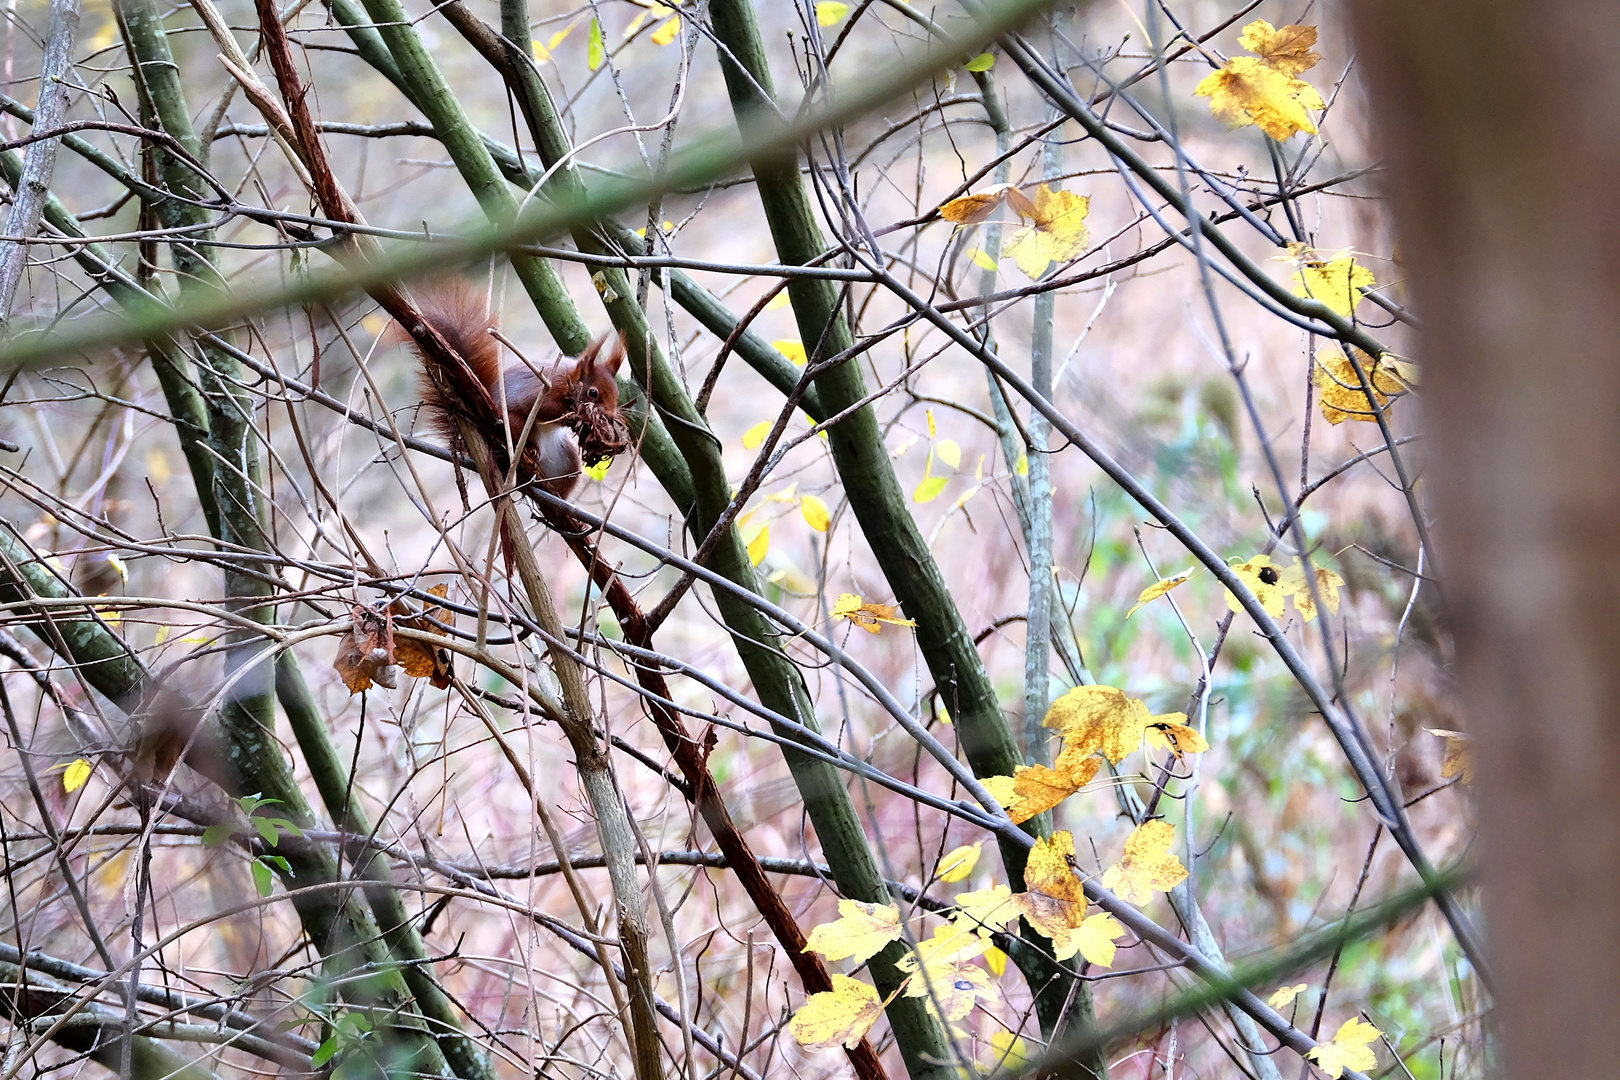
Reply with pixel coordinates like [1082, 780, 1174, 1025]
[1284, 562, 1345, 622]
[1070, 911, 1126, 967]
[1194, 56, 1322, 140]
[1313, 345, 1406, 425]
[1043, 685, 1175, 764]
[1014, 832, 1089, 951]
[1238, 19, 1321, 77]
[802, 898, 902, 964]
[1305, 1017, 1381, 1079]
[896, 922, 995, 1021]
[938, 184, 1014, 224]
[1126, 573, 1190, 618]
[831, 593, 916, 633]
[989, 747, 1101, 824]
[936, 842, 981, 883]
[1268, 983, 1308, 1009]
[952, 883, 1021, 937]
[986, 1031, 1033, 1072]
[1100, 820, 1188, 906]
[62, 758, 92, 793]
[984, 943, 1007, 975]
[1144, 718, 1208, 758]
[787, 974, 883, 1052]
[1293, 256, 1375, 319]
[1225, 553, 1290, 618]
[1003, 185, 1090, 278]
[1429, 728, 1473, 784]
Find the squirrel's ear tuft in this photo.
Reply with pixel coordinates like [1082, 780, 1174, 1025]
[596, 330, 627, 376]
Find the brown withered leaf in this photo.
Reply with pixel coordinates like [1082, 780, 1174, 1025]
[334, 604, 396, 693]
[393, 584, 455, 688]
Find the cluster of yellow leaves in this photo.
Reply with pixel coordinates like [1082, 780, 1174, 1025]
[1306, 1017, 1382, 1078]
[1225, 554, 1344, 622]
[936, 184, 1090, 278]
[982, 685, 1207, 824]
[832, 593, 916, 633]
[1195, 20, 1323, 141]
[1313, 346, 1410, 425]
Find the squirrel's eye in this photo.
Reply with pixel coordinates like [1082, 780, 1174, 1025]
[587, 387, 599, 400]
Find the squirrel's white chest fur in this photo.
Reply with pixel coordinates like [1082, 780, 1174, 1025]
[528, 420, 582, 494]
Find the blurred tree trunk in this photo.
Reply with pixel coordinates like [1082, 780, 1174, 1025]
[1349, 5, 1620, 1076]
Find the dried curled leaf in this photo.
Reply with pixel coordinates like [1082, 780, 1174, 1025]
[831, 593, 916, 633]
[1100, 820, 1188, 906]
[334, 604, 396, 693]
[393, 584, 455, 688]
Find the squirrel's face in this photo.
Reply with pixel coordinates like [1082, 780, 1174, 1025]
[569, 333, 627, 413]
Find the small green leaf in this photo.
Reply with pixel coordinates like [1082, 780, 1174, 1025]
[311, 1038, 339, 1068]
[251, 860, 273, 897]
[255, 818, 280, 846]
[264, 855, 292, 875]
[201, 822, 234, 848]
[586, 17, 604, 71]
[965, 52, 995, 72]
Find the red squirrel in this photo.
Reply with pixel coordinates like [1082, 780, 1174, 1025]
[403, 283, 626, 499]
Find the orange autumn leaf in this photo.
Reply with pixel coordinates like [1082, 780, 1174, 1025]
[333, 604, 396, 693]
[831, 592, 916, 633]
[1101, 820, 1188, 905]
[938, 184, 1015, 224]
[983, 742, 1100, 823]
[393, 584, 454, 688]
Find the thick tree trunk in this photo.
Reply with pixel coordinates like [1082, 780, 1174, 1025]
[1349, 6, 1620, 1076]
